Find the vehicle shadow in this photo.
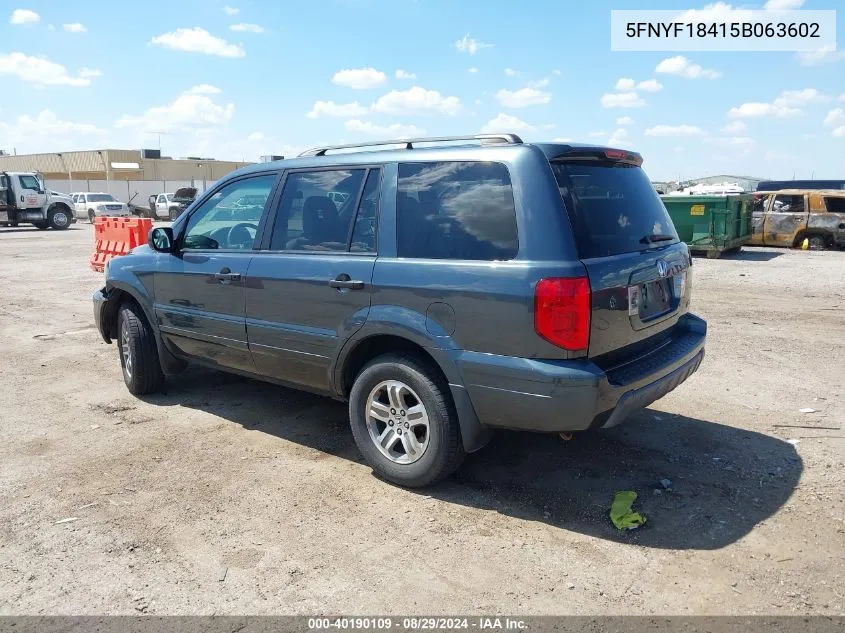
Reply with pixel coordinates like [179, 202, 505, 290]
[146, 368, 802, 551]
[722, 248, 784, 261]
[0, 227, 84, 234]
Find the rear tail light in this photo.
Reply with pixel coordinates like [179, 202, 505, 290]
[534, 277, 591, 351]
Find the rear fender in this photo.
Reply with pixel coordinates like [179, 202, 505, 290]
[332, 305, 490, 453]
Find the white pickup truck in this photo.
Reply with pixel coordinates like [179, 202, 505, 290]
[0, 172, 75, 230]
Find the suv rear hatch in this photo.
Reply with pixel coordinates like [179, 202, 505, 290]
[549, 149, 691, 362]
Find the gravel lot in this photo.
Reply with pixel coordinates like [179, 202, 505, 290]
[1, 223, 843, 615]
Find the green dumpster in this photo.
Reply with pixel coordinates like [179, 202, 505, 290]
[660, 194, 753, 258]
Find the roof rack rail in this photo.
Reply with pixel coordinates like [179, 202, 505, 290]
[298, 133, 523, 157]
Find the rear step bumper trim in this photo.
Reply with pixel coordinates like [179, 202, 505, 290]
[455, 313, 706, 433]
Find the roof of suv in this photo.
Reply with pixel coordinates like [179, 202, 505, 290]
[233, 134, 641, 179]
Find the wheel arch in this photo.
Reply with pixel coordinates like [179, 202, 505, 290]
[335, 327, 490, 453]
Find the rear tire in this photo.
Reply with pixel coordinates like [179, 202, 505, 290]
[48, 207, 71, 230]
[349, 353, 464, 487]
[808, 234, 828, 250]
[117, 302, 165, 395]
[168, 207, 180, 221]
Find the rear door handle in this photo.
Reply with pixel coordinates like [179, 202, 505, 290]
[329, 274, 364, 290]
[214, 267, 241, 283]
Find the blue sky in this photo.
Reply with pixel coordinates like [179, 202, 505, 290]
[1, 0, 843, 180]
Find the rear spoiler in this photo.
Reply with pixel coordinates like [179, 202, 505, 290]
[553, 148, 643, 167]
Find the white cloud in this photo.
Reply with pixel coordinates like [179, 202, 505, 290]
[527, 77, 551, 89]
[150, 27, 245, 58]
[495, 87, 551, 108]
[306, 100, 368, 118]
[230, 23, 264, 33]
[468, 67, 479, 74]
[481, 113, 536, 134]
[223, 5, 239, 15]
[0, 110, 107, 153]
[504, 68, 519, 77]
[62, 22, 86, 33]
[455, 33, 493, 55]
[674, 2, 754, 24]
[764, 0, 805, 9]
[607, 128, 631, 147]
[727, 88, 827, 120]
[395, 69, 416, 80]
[344, 119, 425, 138]
[116, 86, 235, 132]
[728, 102, 800, 118]
[796, 45, 845, 66]
[655, 56, 721, 79]
[637, 79, 663, 93]
[552, 69, 561, 76]
[0, 52, 100, 87]
[705, 136, 757, 153]
[247, 131, 264, 142]
[773, 88, 829, 107]
[371, 86, 462, 115]
[616, 116, 634, 126]
[186, 84, 221, 95]
[332, 67, 387, 90]
[824, 108, 845, 127]
[645, 124, 705, 137]
[9, 9, 39, 25]
[601, 92, 646, 108]
[833, 126, 845, 138]
[615, 78, 636, 90]
[721, 120, 747, 133]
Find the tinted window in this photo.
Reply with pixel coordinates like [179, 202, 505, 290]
[550, 161, 678, 258]
[350, 170, 380, 253]
[87, 194, 116, 202]
[269, 169, 366, 251]
[19, 175, 41, 190]
[824, 196, 845, 214]
[182, 175, 275, 250]
[397, 161, 518, 260]
[773, 194, 805, 213]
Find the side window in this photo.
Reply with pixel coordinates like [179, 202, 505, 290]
[182, 174, 276, 251]
[824, 196, 845, 214]
[773, 194, 805, 213]
[350, 170, 380, 253]
[397, 161, 518, 260]
[19, 175, 41, 191]
[269, 169, 366, 251]
[158, 195, 166, 204]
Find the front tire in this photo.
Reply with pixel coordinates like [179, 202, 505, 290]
[117, 303, 165, 395]
[168, 207, 180, 221]
[88, 209, 96, 223]
[33, 220, 49, 230]
[48, 207, 71, 230]
[349, 353, 464, 487]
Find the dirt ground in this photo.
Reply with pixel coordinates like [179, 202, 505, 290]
[0, 223, 843, 616]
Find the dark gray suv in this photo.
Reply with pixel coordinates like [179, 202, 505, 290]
[93, 134, 706, 487]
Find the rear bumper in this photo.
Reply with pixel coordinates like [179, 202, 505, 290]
[456, 313, 706, 432]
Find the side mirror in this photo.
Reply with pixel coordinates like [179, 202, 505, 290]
[149, 226, 174, 252]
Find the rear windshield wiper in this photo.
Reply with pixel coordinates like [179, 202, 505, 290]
[639, 234, 676, 244]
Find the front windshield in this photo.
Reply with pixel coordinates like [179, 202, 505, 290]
[88, 194, 117, 202]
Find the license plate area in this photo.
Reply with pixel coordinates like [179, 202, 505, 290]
[628, 276, 681, 321]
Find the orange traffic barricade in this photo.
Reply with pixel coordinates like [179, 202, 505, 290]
[90, 217, 153, 272]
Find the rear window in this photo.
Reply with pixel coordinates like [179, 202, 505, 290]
[550, 161, 679, 259]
